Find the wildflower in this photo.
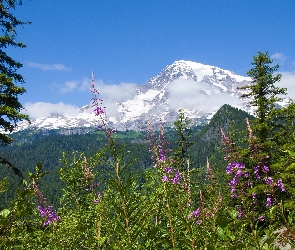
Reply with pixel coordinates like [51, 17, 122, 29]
[229, 178, 238, 187]
[93, 107, 105, 116]
[277, 179, 285, 192]
[263, 166, 270, 172]
[171, 177, 180, 184]
[162, 175, 169, 182]
[164, 167, 173, 173]
[258, 216, 265, 221]
[226, 162, 245, 174]
[243, 171, 249, 178]
[254, 166, 260, 180]
[175, 170, 181, 179]
[171, 171, 181, 184]
[265, 177, 274, 185]
[235, 169, 243, 178]
[190, 208, 201, 218]
[38, 205, 60, 226]
[158, 147, 166, 162]
[237, 208, 243, 219]
[266, 197, 272, 207]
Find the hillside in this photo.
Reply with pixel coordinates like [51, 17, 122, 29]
[0, 104, 254, 207]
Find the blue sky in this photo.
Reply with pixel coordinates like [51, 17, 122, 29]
[7, 0, 295, 118]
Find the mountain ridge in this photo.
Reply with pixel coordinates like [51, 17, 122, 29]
[15, 60, 253, 132]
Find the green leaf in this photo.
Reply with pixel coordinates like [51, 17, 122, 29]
[36, 162, 42, 172]
[216, 226, 225, 240]
[0, 208, 10, 218]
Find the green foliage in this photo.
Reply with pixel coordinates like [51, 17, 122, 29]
[239, 51, 295, 209]
[173, 109, 194, 171]
[0, 1, 30, 146]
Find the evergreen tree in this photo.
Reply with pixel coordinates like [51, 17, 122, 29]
[239, 51, 287, 146]
[0, 0, 29, 177]
[240, 51, 295, 208]
[173, 109, 194, 171]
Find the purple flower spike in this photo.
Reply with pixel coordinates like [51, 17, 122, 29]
[226, 162, 245, 174]
[265, 177, 274, 185]
[171, 177, 180, 184]
[266, 197, 272, 207]
[38, 205, 60, 226]
[94, 107, 105, 116]
[277, 179, 285, 192]
[237, 209, 243, 219]
[162, 175, 169, 182]
[164, 167, 173, 173]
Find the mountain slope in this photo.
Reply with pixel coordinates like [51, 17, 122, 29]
[16, 60, 253, 132]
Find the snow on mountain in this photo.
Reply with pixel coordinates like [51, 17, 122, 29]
[15, 60, 254, 132]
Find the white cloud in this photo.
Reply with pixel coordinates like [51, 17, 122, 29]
[271, 52, 287, 63]
[59, 81, 78, 93]
[51, 77, 90, 93]
[167, 79, 239, 114]
[278, 71, 295, 100]
[27, 62, 71, 71]
[24, 102, 79, 119]
[92, 80, 138, 116]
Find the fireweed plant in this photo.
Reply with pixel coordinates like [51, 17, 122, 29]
[1, 80, 295, 248]
[221, 118, 295, 248]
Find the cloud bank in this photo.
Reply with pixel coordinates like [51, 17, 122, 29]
[279, 71, 295, 100]
[93, 80, 138, 116]
[24, 102, 79, 119]
[167, 79, 239, 114]
[52, 78, 90, 93]
[27, 62, 71, 71]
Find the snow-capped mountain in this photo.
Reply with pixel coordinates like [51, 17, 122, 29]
[16, 60, 253, 132]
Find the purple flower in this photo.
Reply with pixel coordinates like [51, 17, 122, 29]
[277, 179, 285, 192]
[258, 216, 265, 221]
[158, 147, 166, 162]
[254, 166, 261, 180]
[266, 197, 272, 207]
[94, 107, 105, 116]
[229, 178, 238, 187]
[164, 167, 173, 173]
[265, 177, 274, 185]
[226, 162, 245, 174]
[162, 175, 169, 182]
[254, 166, 259, 174]
[263, 166, 270, 172]
[188, 208, 201, 219]
[237, 208, 243, 219]
[235, 170, 243, 178]
[38, 205, 60, 226]
[243, 171, 249, 178]
[171, 177, 180, 184]
[175, 171, 181, 179]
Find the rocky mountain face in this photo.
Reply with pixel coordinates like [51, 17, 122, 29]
[16, 60, 253, 132]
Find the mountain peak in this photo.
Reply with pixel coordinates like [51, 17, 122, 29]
[15, 60, 253, 132]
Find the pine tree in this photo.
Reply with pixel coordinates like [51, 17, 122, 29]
[0, 0, 29, 178]
[240, 51, 295, 208]
[173, 109, 194, 171]
[239, 51, 287, 146]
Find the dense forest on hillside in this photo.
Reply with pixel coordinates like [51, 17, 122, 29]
[0, 104, 253, 208]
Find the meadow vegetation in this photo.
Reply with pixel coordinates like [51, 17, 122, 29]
[0, 52, 295, 249]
